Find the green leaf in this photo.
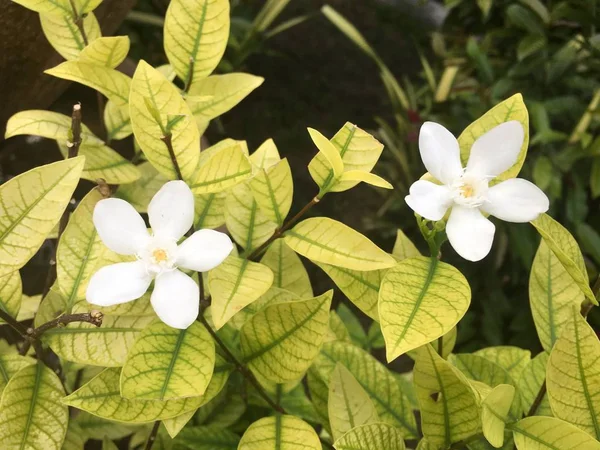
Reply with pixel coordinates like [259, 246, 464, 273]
[64, 356, 231, 423]
[414, 345, 480, 447]
[130, 60, 200, 181]
[121, 320, 215, 400]
[457, 94, 529, 182]
[174, 425, 240, 450]
[392, 230, 421, 260]
[238, 415, 321, 450]
[338, 170, 393, 190]
[334, 422, 406, 450]
[313, 341, 418, 438]
[379, 257, 471, 362]
[241, 291, 333, 383]
[285, 217, 395, 271]
[308, 127, 344, 180]
[510, 416, 600, 449]
[547, 307, 600, 438]
[329, 311, 351, 343]
[0, 363, 68, 450]
[517, 352, 551, 416]
[474, 347, 531, 381]
[407, 327, 457, 361]
[12, 0, 99, 15]
[530, 240, 584, 351]
[195, 192, 227, 229]
[531, 214, 596, 304]
[73, 412, 137, 440]
[41, 13, 101, 60]
[164, 0, 230, 84]
[104, 100, 132, 141]
[261, 239, 313, 298]
[328, 363, 379, 441]
[187, 73, 264, 121]
[208, 255, 274, 330]
[0, 271, 22, 325]
[16, 294, 41, 321]
[316, 263, 382, 320]
[308, 122, 384, 193]
[225, 181, 277, 251]
[62, 422, 86, 450]
[45, 61, 131, 105]
[79, 36, 130, 68]
[249, 158, 294, 226]
[0, 157, 84, 277]
[482, 384, 515, 448]
[0, 352, 35, 392]
[116, 162, 169, 212]
[191, 143, 253, 194]
[250, 139, 281, 169]
[60, 143, 140, 184]
[228, 287, 299, 330]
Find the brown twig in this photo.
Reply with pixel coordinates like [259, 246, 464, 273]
[161, 134, 184, 181]
[246, 196, 320, 260]
[526, 381, 547, 417]
[28, 311, 103, 339]
[144, 421, 161, 450]
[0, 308, 28, 335]
[183, 57, 195, 93]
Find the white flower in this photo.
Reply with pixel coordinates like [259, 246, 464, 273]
[405, 121, 549, 262]
[86, 180, 233, 329]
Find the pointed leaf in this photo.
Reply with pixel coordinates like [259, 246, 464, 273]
[0, 363, 68, 450]
[261, 239, 313, 298]
[547, 307, 600, 438]
[250, 139, 281, 169]
[116, 162, 169, 212]
[249, 158, 294, 226]
[285, 217, 395, 271]
[238, 415, 321, 450]
[0, 157, 84, 277]
[414, 345, 480, 447]
[194, 192, 226, 229]
[510, 416, 600, 450]
[228, 287, 299, 330]
[482, 384, 515, 448]
[307, 127, 344, 180]
[241, 291, 333, 383]
[104, 100, 132, 141]
[392, 230, 421, 261]
[79, 36, 130, 68]
[174, 425, 240, 450]
[0, 352, 35, 392]
[518, 352, 551, 416]
[338, 170, 393, 189]
[334, 422, 406, 450]
[41, 13, 101, 60]
[163, 409, 196, 438]
[474, 347, 531, 380]
[12, 0, 100, 15]
[130, 60, 200, 181]
[0, 271, 22, 325]
[379, 257, 471, 361]
[191, 144, 252, 194]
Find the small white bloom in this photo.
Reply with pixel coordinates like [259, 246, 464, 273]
[406, 121, 549, 262]
[86, 180, 233, 329]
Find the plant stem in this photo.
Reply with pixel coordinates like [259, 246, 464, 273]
[437, 334, 444, 356]
[144, 421, 161, 450]
[161, 134, 184, 181]
[246, 196, 320, 260]
[526, 381, 547, 417]
[0, 309, 28, 335]
[184, 58, 195, 93]
[29, 311, 103, 339]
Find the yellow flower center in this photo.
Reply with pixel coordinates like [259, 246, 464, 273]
[153, 249, 168, 263]
[461, 184, 474, 198]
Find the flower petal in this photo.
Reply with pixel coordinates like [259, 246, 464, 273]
[151, 270, 199, 329]
[446, 206, 495, 262]
[176, 229, 234, 272]
[481, 178, 549, 223]
[419, 121, 463, 184]
[86, 261, 152, 306]
[148, 180, 194, 241]
[466, 121, 524, 178]
[93, 198, 150, 255]
[405, 180, 452, 221]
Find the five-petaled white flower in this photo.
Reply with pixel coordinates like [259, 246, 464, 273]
[86, 180, 233, 329]
[406, 121, 549, 262]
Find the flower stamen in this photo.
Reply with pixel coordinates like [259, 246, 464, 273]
[152, 249, 168, 263]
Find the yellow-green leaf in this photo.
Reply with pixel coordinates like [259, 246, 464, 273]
[482, 384, 515, 448]
[62, 142, 141, 183]
[191, 143, 252, 194]
[334, 422, 406, 450]
[261, 239, 313, 298]
[530, 239, 584, 351]
[41, 13, 101, 61]
[308, 122, 384, 193]
[285, 217, 395, 271]
[62, 422, 86, 450]
[173, 425, 240, 449]
[547, 307, 600, 438]
[16, 294, 41, 321]
[457, 94, 529, 182]
[474, 347, 531, 380]
[163, 409, 196, 439]
[130, 60, 200, 181]
[379, 257, 471, 362]
[0, 352, 35, 392]
[0, 271, 22, 325]
[328, 311, 351, 343]
[414, 345, 480, 447]
[12, 0, 100, 15]
[228, 287, 299, 330]
[338, 170, 393, 189]
[510, 416, 600, 450]
[121, 320, 215, 400]
[531, 214, 596, 304]
[194, 192, 227, 229]
[0, 157, 84, 277]
[316, 262, 381, 320]
[79, 36, 130, 68]
[73, 412, 137, 440]
[187, 73, 264, 121]
[116, 162, 169, 212]
[208, 256, 274, 330]
[241, 291, 333, 383]
[250, 138, 281, 169]
[0, 363, 68, 450]
[64, 356, 232, 423]
[104, 100, 132, 141]
[249, 158, 294, 226]
[45, 61, 131, 105]
[238, 415, 321, 450]
[392, 229, 421, 261]
[328, 363, 379, 441]
[225, 181, 277, 251]
[308, 127, 344, 180]
[164, 0, 230, 83]
[312, 341, 418, 437]
[518, 352, 551, 416]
